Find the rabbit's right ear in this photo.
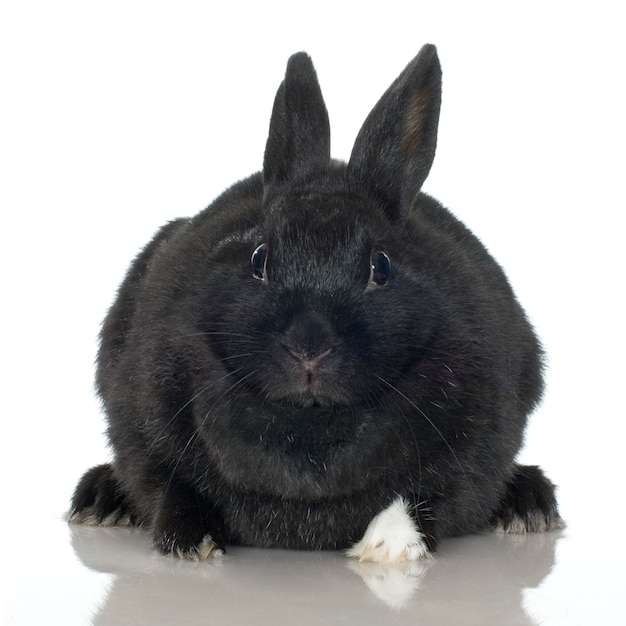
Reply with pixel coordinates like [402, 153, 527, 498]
[263, 52, 331, 197]
[348, 45, 442, 221]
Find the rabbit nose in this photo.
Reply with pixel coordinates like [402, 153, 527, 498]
[286, 346, 333, 371]
[280, 312, 336, 370]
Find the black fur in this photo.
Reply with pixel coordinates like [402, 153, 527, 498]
[70, 45, 562, 558]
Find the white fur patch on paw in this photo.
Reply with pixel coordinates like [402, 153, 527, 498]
[346, 497, 430, 564]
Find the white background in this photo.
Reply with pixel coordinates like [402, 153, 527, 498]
[2, 1, 625, 624]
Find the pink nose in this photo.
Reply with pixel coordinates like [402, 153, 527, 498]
[288, 347, 333, 372]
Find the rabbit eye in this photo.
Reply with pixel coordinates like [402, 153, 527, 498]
[370, 250, 391, 286]
[251, 243, 268, 281]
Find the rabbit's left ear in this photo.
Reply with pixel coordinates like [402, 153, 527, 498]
[348, 44, 442, 220]
[263, 52, 331, 195]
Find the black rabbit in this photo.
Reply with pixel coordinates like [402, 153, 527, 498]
[70, 45, 562, 562]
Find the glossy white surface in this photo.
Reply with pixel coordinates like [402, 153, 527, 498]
[3, 509, 623, 625]
[5, 519, 561, 625]
[2, 2, 625, 625]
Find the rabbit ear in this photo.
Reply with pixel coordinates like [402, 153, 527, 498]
[263, 53, 331, 194]
[348, 44, 442, 220]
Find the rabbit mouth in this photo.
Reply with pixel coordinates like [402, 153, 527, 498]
[261, 338, 353, 408]
[268, 371, 352, 409]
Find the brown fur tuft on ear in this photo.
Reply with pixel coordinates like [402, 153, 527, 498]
[348, 44, 442, 220]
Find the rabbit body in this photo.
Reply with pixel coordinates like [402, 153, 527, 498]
[71, 46, 561, 561]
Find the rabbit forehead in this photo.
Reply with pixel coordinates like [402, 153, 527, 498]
[259, 191, 387, 290]
[266, 190, 388, 249]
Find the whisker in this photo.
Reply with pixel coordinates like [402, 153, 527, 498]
[163, 368, 257, 498]
[146, 365, 245, 451]
[374, 374, 478, 503]
[368, 375, 424, 501]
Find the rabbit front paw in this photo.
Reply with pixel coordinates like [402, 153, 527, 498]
[153, 529, 224, 561]
[347, 497, 431, 564]
[152, 487, 227, 560]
